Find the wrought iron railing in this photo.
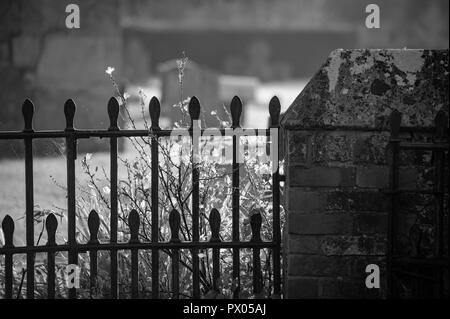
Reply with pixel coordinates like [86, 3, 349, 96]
[0, 95, 282, 299]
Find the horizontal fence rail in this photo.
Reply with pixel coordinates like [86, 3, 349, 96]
[0, 95, 282, 299]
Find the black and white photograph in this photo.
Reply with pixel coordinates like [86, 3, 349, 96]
[0, 0, 448, 314]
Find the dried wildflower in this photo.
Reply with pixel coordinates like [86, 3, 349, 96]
[84, 153, 92, 163]
[105, 66, 115, 75]
[176, 52, 188, 83]
[138, 87, 147, 98]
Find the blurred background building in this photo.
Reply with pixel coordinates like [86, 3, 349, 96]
[0, 0, 449, 155]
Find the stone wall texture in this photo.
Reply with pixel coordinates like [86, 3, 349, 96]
[281, 49, 449, 298]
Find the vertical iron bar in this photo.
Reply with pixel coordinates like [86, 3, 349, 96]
[250, 210, 263, 296]
[189, 97, 201, 298]
[131, 249, 138, 298]
[88, 210, 100, 298]
[25, 135, 34, 299]
[272, 168, 281, 296]
[230, 96, 242, 299]
[46, 214, 57, 299]
[232, 134, 240, 299]
[22, 99, 35, 299]
[209, 208, 221, 292]
[169, 209, 181, 299]
[2, 215, 15, 299]
[65, 99, 77, 299]
[150, 97, 161, 299]
[67, 134, 77, 299]
[110, 134, 118, 299]
[89, 250, 98, 298]
[192, 146, 200, 298]
[47, 253, 55, 299]
[5, 253, 13, 299]
[269, 96, 281, 297]
[171, 249, 180, 299]
[253, 248, 261, 295]
[151, 136, 159, 298]
[128, 209, 140, 299]
[108, 97, 119, 299]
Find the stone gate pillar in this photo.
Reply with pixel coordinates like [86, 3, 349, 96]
[281, 49, 449, 298]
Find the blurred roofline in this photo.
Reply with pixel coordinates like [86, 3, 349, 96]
[121, 19, 354, 33]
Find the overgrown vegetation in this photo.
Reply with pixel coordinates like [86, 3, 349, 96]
[0, 54, 284, 299]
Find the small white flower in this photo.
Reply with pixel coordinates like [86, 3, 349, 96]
[138, 88, 146, 97]
[210, 110, 217, 116]
[102, 186, 110, 195]
[123, 92, 130, 100]
[105, 67, 115, 75]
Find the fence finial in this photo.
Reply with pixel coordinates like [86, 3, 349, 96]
[45, 213, 58, 246]
[169, 209, 181, 243]
[108, 97, 120, 130]
[230, 96, 242, 128]
[250, 209, 262, 242]
[88, 210, 100, 244]
[149, 96, 161, 130]
[64, 99, 76, 130]
[1, 215, 14, 247]
[129, 209, 140, 243]
[269, 96, 281, 128]
[435, 110, 448, 139]
[189, 96, 201, 129]
[209, 208, 221, 242]
[389, 109, 401, 138]
[22, 99, 35, 132]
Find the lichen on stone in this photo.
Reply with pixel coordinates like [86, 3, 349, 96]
[281, 49, 449, 129]
[391, 49, 425, 74]
[349, 50, 375, 75]
[324, 49, 345, 92]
